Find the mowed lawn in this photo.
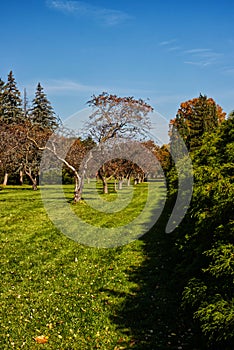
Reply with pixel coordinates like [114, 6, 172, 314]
[0, 182, 195, 350]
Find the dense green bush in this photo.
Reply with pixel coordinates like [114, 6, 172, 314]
[170, 116, 234, 347]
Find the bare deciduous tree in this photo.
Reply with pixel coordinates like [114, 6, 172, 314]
[85, 92, 153, 193]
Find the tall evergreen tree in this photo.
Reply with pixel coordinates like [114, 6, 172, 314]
[0, 78, 4, 91]
[23, 88, 29, 118]
[0, 78, 5, 117]
[0, 71, 24, 124]
[29, 83, 59, 130]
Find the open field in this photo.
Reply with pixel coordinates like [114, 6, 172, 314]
[1, 183, 198, 349]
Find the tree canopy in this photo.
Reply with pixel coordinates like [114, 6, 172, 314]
[86, 92, 153, 143]
[170, 94, 226, 151]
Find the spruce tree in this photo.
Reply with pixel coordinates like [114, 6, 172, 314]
[23, 88, 29, 118]
[0, 78, 4, 91]
[30, 83, 59, 130]
[0, 71, 24, 124]
[0, 78, 5, 118]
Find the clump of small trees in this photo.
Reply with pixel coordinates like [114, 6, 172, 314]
[0, 71, 60, 189]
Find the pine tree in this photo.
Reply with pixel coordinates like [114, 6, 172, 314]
[0, 71, 24, 124]
[29, 83, 59, 130]
[23, 88, 29, 118]
[0, 78, 4, 91]
[0, 78, 5, 118]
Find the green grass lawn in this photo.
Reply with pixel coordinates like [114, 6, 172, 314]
[39, 180, 166, 247]
[0, 182, 199, 349]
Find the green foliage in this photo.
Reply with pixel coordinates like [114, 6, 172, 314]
[202, 242, 234, 277]
[0, 71, 24, 124]
[169, 116, 234, 347]
[182, 278, 208, 308]
[194, 298, 234, 343]
[170, 94, 226, 152]
[29, 82, 59, 130]
[0, 77, 5, 116]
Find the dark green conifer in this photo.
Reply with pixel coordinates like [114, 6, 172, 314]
[0, 78, 5, 117]
[30, 82, 59, 130]
[0, 71, 23, 124]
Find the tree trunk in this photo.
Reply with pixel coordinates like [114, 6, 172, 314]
[103, 179, 108, 194]
[127, 177, 131, 186]
[19, 170, 24, 185]
[98, 169, 108, 194]
[114, 179, 117, 192]
[101, 175, 108, 194]
[32, 178, 38, 191]
[118, 179, 123, 190]
[74, 187, 82, 202]
[138, 174, 144, 183]
[25, 168, 38, 190]
[3, 173, 8, 186]
[73, 173, 82, 203]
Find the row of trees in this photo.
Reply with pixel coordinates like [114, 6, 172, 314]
[0, 73, 166, 198]
[28, 92, 165, 201]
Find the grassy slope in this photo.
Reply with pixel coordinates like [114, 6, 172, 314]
[0, 184, 200, 349]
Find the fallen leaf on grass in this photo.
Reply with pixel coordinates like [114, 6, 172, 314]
[34, 335, 48, 344]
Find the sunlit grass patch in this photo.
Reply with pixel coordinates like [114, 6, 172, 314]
[0, 184, 155, 349]
[0, 181, 190, 350]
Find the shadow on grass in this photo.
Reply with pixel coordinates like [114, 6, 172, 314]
[110, 199, 207, 350]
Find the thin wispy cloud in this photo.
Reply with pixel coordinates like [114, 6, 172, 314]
[158, 39, 181, 53]
[159, 39, 177, 46]
[183, 48, 222, 67]
[159, 39, 222, 68]
[26, 79, 156, 98]
[184, 48, 212, 54]
[25, 79, 103, 97]
[166, 46, 181, 52]
[184, 60, 212, 67]
[46, 0, 132, 26]
[44, 79, 104, 94]
[48, 0, 77, 12]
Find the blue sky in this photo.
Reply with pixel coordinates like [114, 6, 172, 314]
[1, 0, 234, 123]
